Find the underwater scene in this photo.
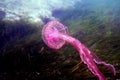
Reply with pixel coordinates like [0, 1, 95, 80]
[0, 0, 120, 80]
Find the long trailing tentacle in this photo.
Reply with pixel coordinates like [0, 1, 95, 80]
[81, 43, 116, 76]
[79, 43, 106, 80]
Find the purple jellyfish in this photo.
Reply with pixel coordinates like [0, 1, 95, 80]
[42, 20, 116, 80]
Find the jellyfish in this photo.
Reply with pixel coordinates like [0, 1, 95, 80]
[42, 20, 116, 80]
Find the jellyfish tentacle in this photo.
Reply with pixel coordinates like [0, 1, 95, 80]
[79, 43, 106, 80]
[60, 34, 106, 80]
[81, 44, 116, 76]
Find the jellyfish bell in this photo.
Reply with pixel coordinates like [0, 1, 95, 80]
[42, 20, 67, 49]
